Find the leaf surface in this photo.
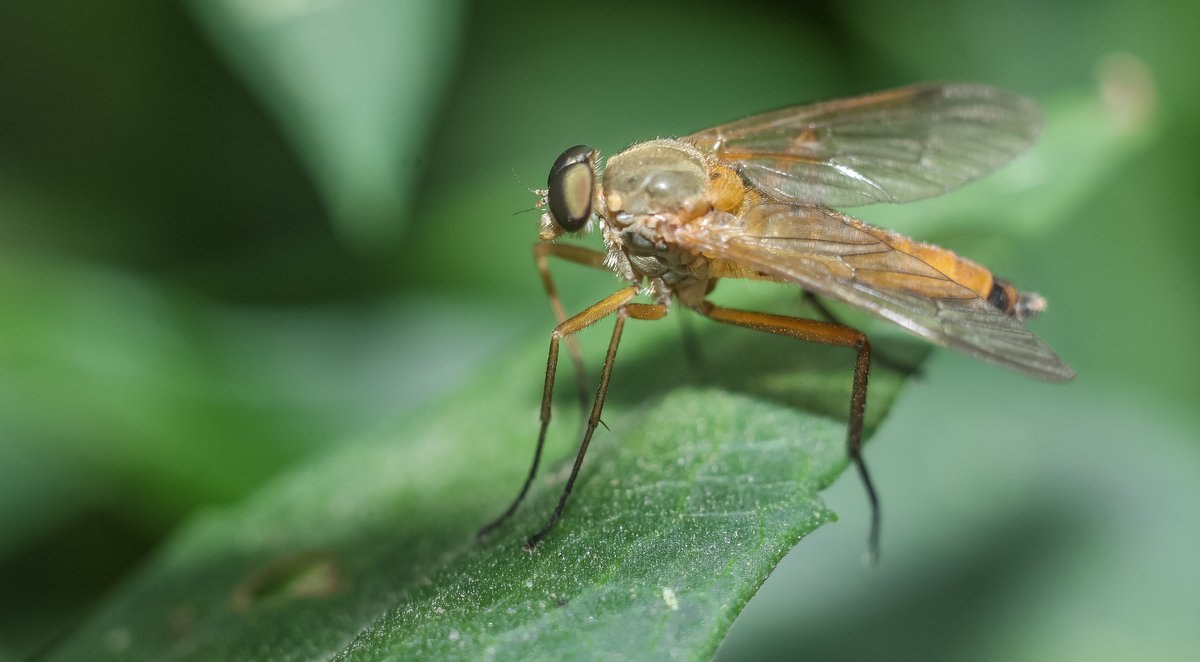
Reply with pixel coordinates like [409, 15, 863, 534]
[46, 312, 909, 661]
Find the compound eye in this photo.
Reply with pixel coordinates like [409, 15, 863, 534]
[546, 144, 595, 232]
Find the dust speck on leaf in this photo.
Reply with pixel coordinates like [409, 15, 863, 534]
[662, 587, 679, 611]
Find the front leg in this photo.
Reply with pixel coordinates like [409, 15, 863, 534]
[479, 286, 644, 543]
[523, 298, 668, 550]
[533, 242, 610, 410]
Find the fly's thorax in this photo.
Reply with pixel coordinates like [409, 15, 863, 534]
[598, 139, 719, 294]
[601, 139, 710, 231]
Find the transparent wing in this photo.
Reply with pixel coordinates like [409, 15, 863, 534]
[676, 204, 1074, 381]
[685, 83, 1042, 208]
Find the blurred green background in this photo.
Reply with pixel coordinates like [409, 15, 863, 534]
[1, 0, 1197, 659]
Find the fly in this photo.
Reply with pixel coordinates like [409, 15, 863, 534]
[478, 83, 1075, 562]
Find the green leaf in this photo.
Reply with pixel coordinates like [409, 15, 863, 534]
[43, 306, 909, 661]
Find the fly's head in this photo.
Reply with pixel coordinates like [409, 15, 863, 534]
[540, 145, 600, 241]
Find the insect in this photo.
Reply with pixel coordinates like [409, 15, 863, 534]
[478, 83, 1075, 561]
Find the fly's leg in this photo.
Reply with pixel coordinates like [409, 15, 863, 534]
[698, 302, 881, 565]
[478, 287, 653, 542]
[523, 301, 667, 550]
[802, 291, 920, 378]
[478, 286, 637, 541]
[534, 242, 609, 410]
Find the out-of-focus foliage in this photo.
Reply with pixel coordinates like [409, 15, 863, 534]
[1, 0, 1197, 660]
[186, 0, 465, 250]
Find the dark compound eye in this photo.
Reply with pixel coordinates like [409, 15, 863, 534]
[547, 144, 595, 232]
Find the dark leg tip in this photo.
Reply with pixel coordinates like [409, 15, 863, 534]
[476, 517, 502, 541]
